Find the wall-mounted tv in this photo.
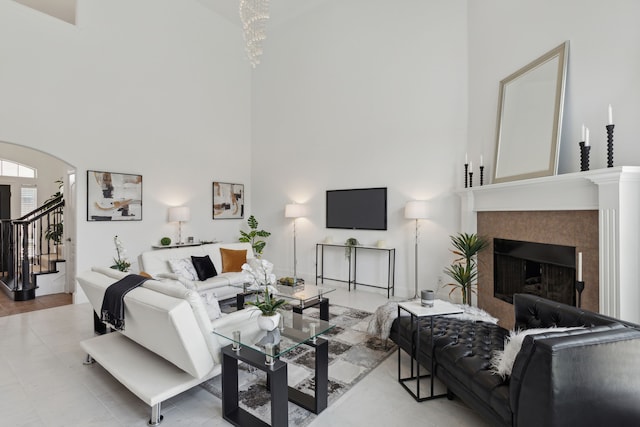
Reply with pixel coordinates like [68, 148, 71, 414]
[326, 187, 387, 230]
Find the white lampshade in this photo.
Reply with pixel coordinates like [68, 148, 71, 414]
[169, 206, 190, 222]
[285, 203, 306, 218]
[404, 200, 429, 219]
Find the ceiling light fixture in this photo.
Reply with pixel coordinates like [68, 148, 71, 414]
[239, 0, 270, 68]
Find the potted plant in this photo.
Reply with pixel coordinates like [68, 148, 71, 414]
[443, 232, 488, 305]
[44, 179, 64, 250]
[111, 235, 131, 272]
[242, 258, 286, 330]
[239, 215, 271, 257]
[344, 237, 359, 259]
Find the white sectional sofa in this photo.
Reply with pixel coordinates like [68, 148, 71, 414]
[77, 267, 262, 425]
[139, 242, 254, 302]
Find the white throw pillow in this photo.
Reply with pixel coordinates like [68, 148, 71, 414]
[168, 258, 198, 281]
[490, 327, 582, 379]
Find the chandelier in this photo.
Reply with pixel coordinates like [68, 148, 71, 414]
[239, 0, 270, 68]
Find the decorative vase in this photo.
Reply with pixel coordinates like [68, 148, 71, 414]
[257, 312, 281, 332]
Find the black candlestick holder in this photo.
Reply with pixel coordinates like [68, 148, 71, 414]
[606, 124, 615, 168]
[469, 171, 473, 188]
[464, 163, 469, 188]
[575, 280, 585, 308]
[480, 166, 484, 186]
[579, 141, 591, 171]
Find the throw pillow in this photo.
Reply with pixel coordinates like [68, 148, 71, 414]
[490, 326, 582, 378]
[191, 255, 218, 281]
[168, 258, 198, 281]
[138, 271, 153, 279]
[220, 248, 247, 273]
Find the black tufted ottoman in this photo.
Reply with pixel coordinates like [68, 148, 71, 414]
[390, 315, 512, 426]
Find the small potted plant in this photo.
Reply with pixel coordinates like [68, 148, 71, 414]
[242, 258, 286, 330]
[111, 235, 131, 272]
[344, 237, 359, 259]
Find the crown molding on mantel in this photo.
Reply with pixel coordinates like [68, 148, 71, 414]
[457, 166, 640, 324]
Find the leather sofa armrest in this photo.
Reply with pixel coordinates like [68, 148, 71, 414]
[511, 326, 640, 427]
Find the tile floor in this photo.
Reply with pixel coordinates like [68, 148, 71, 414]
[0, 285, 490, 426]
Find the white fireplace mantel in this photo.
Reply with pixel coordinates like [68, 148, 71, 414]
[458, 166, 640, 323]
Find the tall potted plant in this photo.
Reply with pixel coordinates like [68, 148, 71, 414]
[239, 215, 271, 257]
[443, 232, 488, 305]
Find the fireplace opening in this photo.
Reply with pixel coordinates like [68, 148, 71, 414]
[494, 238, 576, 305]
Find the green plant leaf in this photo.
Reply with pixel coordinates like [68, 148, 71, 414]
[247, 215, 258, 230]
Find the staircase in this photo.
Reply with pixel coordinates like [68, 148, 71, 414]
[0, 195, 65, 301]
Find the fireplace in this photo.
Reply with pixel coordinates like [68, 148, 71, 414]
[493, 238, 576, 306]
[459, 167, 640, 326]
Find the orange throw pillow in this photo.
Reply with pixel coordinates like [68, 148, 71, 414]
[220, 248, 247, 273]
[138, 271, 153, 279]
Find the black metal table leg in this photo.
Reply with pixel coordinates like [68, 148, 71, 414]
[292, 298, 330, 321]
[222, 345, 288, 426]
[288, 337, 328, 414]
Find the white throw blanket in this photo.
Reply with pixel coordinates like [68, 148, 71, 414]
[367, 299, 499, 340]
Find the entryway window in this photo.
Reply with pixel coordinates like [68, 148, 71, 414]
[0, 158, 37, 178]
[21, 186, 38, 216]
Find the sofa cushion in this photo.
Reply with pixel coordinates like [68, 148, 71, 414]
[191, 255, 217, 281]
[169, 258, 198, 281]
[220, 248, 247, 272]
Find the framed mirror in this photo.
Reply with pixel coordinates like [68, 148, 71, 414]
[493, 42, 569, 184]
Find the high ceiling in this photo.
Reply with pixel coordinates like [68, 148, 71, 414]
[13, 0, 330, 29]
[197, 0, 329, 28]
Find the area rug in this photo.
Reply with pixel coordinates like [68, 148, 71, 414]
[200, 304, 397, 426]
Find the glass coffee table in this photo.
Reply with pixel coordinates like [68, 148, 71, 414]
[213, 310, 335, 427]
[233, 283, 335, 321]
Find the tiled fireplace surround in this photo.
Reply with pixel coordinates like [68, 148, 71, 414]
[459, 166, 640, 328]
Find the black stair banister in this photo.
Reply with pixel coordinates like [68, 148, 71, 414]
[0, 195, 65, 301]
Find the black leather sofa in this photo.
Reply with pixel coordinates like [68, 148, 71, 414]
[389, 293, 640, 427]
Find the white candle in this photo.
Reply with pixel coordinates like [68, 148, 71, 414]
[585, 128, 590, 146]
[581, 124, 585, 142]
[469, 161, 473, 171]
[465, 152, 468, 164]
[577, 252, 583, 282]
[608, 104, 613, 125]
[480, 155, 484, 167]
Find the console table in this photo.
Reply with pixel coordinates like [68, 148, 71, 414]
[315, 243, 395, 297]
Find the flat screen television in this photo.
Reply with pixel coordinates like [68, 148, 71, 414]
[326, 187, 387, 230]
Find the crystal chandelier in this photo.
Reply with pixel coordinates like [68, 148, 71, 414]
[239, 0, 270, 68]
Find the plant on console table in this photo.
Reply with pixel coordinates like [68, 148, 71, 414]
[239, 215, 271, 258]
[242, 258, 286, 331]
[443, 232, 488, 305]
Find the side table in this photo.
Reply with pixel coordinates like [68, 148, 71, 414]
[397, 299, 462, 401]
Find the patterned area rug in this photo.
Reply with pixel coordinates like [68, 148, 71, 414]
[200, 304, 396, 426]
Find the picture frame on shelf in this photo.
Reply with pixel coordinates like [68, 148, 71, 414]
[87, 170, 142, 221]
[213, 182, 244, 219]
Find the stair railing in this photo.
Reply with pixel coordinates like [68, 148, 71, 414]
[0, 195, 64, 297]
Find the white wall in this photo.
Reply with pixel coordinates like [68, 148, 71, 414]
[251, 0, 469, 298]
[0, 0, 252, 297]
[4, 0, 639, 302]
[467, 0, 640, 179]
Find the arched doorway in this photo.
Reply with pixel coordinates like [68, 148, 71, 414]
[0, 141, 76, 313]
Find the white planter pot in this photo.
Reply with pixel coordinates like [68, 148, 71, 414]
[257, 312, 281, 332]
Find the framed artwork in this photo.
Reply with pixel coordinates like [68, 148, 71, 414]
[87, 170, 142, 221]
[213, 182, 244, 219]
